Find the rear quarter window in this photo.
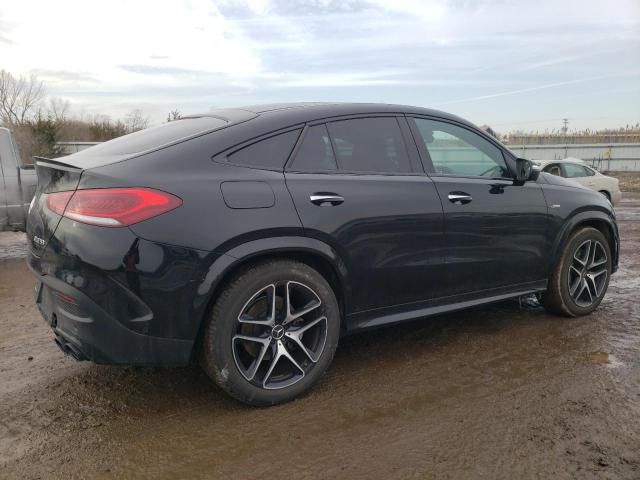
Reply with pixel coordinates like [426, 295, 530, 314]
[225, 129, 302, 170]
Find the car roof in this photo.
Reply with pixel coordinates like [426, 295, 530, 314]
[64, 103, 492, 170]
[187, 102, 476, 130]
[536, 159, 589, 167]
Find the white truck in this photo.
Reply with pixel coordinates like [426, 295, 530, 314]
[0, 127, 37, 231]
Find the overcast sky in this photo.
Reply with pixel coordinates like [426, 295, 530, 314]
[1, 0, 639, 131]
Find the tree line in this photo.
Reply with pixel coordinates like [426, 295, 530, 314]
[0, 69, 172, 163]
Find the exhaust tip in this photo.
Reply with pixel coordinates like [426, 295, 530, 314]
[53, 335, 86, 361]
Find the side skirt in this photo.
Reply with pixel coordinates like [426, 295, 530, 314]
[347, 281, 547, 332]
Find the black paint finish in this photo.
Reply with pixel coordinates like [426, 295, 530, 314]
[25, 103, 619, 366]
[220, 181, 275, 209]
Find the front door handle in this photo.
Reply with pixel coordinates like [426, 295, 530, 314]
[310, 193, 344, 206]
[448, 192, 472, 205]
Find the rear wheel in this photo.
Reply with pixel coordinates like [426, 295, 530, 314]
[200, 259, 340, 406]
[542, 227, 611, 316]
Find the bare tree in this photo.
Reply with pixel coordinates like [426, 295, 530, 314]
[124, 108, 150, 133]
[47, 97, 70, 122]
[167, 109, 181, 122]
[0, 70, 45, 125]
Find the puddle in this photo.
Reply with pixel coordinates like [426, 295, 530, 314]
[589, 351, 623, 368]
[589, 351, 610, 364]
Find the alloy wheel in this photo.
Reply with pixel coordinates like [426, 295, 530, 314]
[567, 239, 608, 307]
[232, 281, 327, 390]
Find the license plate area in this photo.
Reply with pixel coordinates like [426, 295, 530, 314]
[34, 282, 57, 327]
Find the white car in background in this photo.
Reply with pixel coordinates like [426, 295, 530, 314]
[536, 159, 622, 205]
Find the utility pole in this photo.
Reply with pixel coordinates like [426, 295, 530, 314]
[562, 118, 569, 135]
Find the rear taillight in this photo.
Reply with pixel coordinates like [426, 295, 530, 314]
[45, 188, 182, 227]
[45, 191, 74, 216]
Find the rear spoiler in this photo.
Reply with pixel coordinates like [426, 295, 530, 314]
[33, 156, 83, 173]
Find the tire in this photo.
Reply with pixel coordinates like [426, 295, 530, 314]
[542, 227, 612, 317]
[200, 259, 341, 406]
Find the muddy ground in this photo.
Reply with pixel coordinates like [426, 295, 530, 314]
[1, 195, 638, 480]
[608, 172, 640, 194]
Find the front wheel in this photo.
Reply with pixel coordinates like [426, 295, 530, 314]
[200, 259, 340, 406]
[542, 227, 612, 317]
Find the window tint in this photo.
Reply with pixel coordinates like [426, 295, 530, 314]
[325, 117, 412, 173]
[291, 125, 337, 171]
[563, 163, 590, 178]
[413, 118, 508, 177]
[227, 129, 301, 169]
[543, 164, 562, 176]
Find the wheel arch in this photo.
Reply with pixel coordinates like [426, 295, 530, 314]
[598, 189, 611, 200]
[550, 210, 619, 277]
[190, 236, 351, 359]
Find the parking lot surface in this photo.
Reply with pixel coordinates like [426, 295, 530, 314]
[1, 194, 638, 479]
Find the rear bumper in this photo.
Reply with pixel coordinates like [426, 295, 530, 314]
[611, 189, 622, 206]
[25, 216, 217, 366]
[29, 258, 193, 365]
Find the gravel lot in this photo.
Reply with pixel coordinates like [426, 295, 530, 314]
[1, 194, 638, 480]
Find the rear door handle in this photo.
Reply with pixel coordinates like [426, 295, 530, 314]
[448, 192, 472, 205]
[310, 193, 344, 206]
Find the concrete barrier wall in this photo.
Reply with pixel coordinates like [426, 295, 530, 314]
[506, 143, 640, 171]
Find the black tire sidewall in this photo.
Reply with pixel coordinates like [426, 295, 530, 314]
[203, 260, 340, 406]
[558, 228, 612, 316]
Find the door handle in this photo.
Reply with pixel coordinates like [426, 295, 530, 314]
[310, 193, 344, 206]
[448, 192, 472, 205]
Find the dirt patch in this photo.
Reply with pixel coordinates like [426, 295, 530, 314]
[605, 171, 640, 193]
[0, 232, 28, 260]
[1, 195, 639, 479]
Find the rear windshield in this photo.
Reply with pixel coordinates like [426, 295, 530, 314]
[78, 117, 228, 156]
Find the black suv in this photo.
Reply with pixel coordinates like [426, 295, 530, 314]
[27, 103, 619, 405]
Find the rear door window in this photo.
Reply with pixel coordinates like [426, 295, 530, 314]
[226, 129, 301, 170]
[290, 125, 338, 171]
[325, 117, 412, 174]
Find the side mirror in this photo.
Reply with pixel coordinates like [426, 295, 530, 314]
[515, 158, 539, 183]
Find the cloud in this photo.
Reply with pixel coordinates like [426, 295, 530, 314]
[0, 15, 13, 44]
[30, 69, 98, 83]
[118, 65, 207, 76]
[434, 76, 617, 106]
[0, 0, 638, 130]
